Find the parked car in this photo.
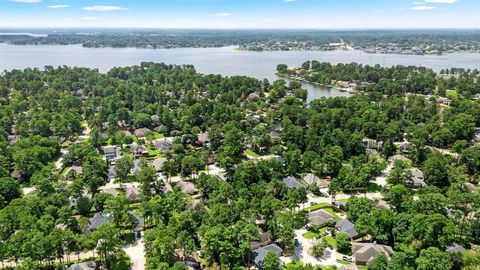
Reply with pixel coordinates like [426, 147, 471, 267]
[310, 202, 318, 206]
[332, 201, 346, 210]
[294, 238, 300, 247]
[135, 231, 142, 239]
[342, 256, 354, 262]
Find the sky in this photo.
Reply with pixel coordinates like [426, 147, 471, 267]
[0, 0, 479, 29]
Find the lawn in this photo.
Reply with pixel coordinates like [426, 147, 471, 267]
[245, 149, 260, 158]
[325, 235, 336, 249]
[302, 231, 317, 239]
[304, 202, 331, 212]
[446, 89, 458, 99]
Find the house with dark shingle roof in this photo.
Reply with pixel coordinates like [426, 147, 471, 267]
[85, 212, 111, 233]
[67, 261, 96, 270]
[336, 219, 361, 239]
[131, 159, 142, 175]
[409, 168, 426, 188]
[282, 176, 306, 190]
[130, 142, 149, 157]
[252, 243, 283, 268]
[352, 243, 393, 265]
[134, 127, 151, 139]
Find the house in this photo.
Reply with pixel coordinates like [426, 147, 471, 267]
[151, 158, 167, 172]
[246, 92, 259, 102]
[10, 170, 22, 179]
[176, 181, 198, 195]
[282, 176, 306, 190]
[399, 142, 413, 153]
[388, 154, 410, 164]
[197, 132, 210, 146]
[62, 166, 83, 178]
[85, 212, 111, 233]
[117, 120, 130, 130]
[409, 168, 426, 188]
[352, 243, 394, 265]
[447, 245, 466, 254]
[128, 211, 145, 232]
[153, 125, 165, 133]
[336, 219, 361, 239]
[108, 165, 116, 181]
[473, 93, 480, 100]
[101, 122, 109, 130]
[130, 142, 149, 157]
[303, 173, 328, 188]
[102, 145, 119, 160]
[250, 229, 272, 250]
[269, 130, 280, 140]
[134, 127, 151, 139]
[67, 261, 96, 270]
[437, 97, 451, 106]
[308, 209, 335, 227]
[252, 243, 283, 269]
[363, 139, 376, 149]
[152, 139, 172, 153]
[126, 186, 141, 201]
[7, 135, 20, 145]
[131, 159, 142, 175]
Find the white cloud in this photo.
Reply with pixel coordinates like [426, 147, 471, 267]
[212, 13, 232, 17]
[413, 2, 425, 5]
[49, 5, 69, 8]
[373, 10, 383, 13]
[82, 5, 128, 11]
[425, 0, 458, 3]
[81, 17, 98, 20]
[410, 5, 436, 10]
[9, 0, 41, 3]
[283, 0, 296, 3]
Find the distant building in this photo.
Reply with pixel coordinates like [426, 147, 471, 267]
[126, 186, 141, 201]
[252, 243, 283, 269]
[176, 181, 198, 195]
[131, 159, 142, 175]
[197, 133, 210, 146]
[151, 158, 167, 172]
[409, 168, 426, 188]
[134, 127, 151, 139]
[130, 142, 149, 157]
[447, 245, 466, 254]
[102, 145, 120, 160]
[152, 139, 172, 153]
[282, 176, 306, 190]
[7, 135, 20, 145]
[353, 243, 393, 265]
[388, 154, 411, 164]
[399, 141, 413, 154]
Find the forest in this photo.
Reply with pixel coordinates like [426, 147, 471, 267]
[1, 30, 479, 55]
[0, 62, 479, 269]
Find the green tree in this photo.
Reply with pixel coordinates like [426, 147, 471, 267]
[416, 247, 453, 270]
[115, 156, 134, 184]
[368, 253, 389, 270]
[262, 251, 280, 270]
[335, 232, 352, 255]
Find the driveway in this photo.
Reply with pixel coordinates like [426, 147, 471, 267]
[123, 237, 145, 270]
[292, 229, 341, 267]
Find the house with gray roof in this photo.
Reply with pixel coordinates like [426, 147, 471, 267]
[151, 158, 167, 172]
[131, 159, 142, 175]
[252, 243, 283, 268]
[308, 209, 335, 227]
[102, 145, 120, 160]
[85, 212, 111, 233]
[409, 168, 426, 188]
[197, 132, 210, 146]
[130, 142, 149, 157]
[352, 243, 393, 265]
[447, 245, 466, 254]
[67, 261, 96, 270]
[282, 176, 306, 190]
[336, 219, 361, 239]
[152, 139, 172, 153]
[303, 173, 328, 188]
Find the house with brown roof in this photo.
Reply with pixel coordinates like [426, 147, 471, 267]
[352, 243, 393, 265]
[151, 158, 167, 172]
[126, 186, 141, 201]
[303, 173, 328, 188]
[176, 181, 198, 195]
[409, 168, 426, 188]
[134, 128, 151, 139]
[152, 139, 172, 153]
[102, 145, 120, 160]
[130, 142, 149, 157]
[7, 135, 20, 145]
[197, 133, 210, 146]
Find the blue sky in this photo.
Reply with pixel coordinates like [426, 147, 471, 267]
[0, 0, 479, 28]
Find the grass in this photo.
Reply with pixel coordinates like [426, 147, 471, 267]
[336, 259, 351, 265]
[302, 231, 317, 239]
[446, 89, 458, 99]
[325, 235, 336, 249]
[245, 149, 260, 158]
[303, 202, 331, 212]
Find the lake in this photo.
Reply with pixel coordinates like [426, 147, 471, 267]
[2, 44, 480, 101]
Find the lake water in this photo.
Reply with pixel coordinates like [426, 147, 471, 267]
[2, 44, 480, 101]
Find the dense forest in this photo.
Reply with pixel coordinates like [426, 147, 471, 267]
[0, 62, 479, 270]
[1, 30, 480, 55]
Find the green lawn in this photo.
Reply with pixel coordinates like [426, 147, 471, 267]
[302, 231, 317, 239]
[245, 149, 260, 158]
[304, 202, 331, 212]
[446, 89, 458, 99]
[325, 235, 336, 249]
